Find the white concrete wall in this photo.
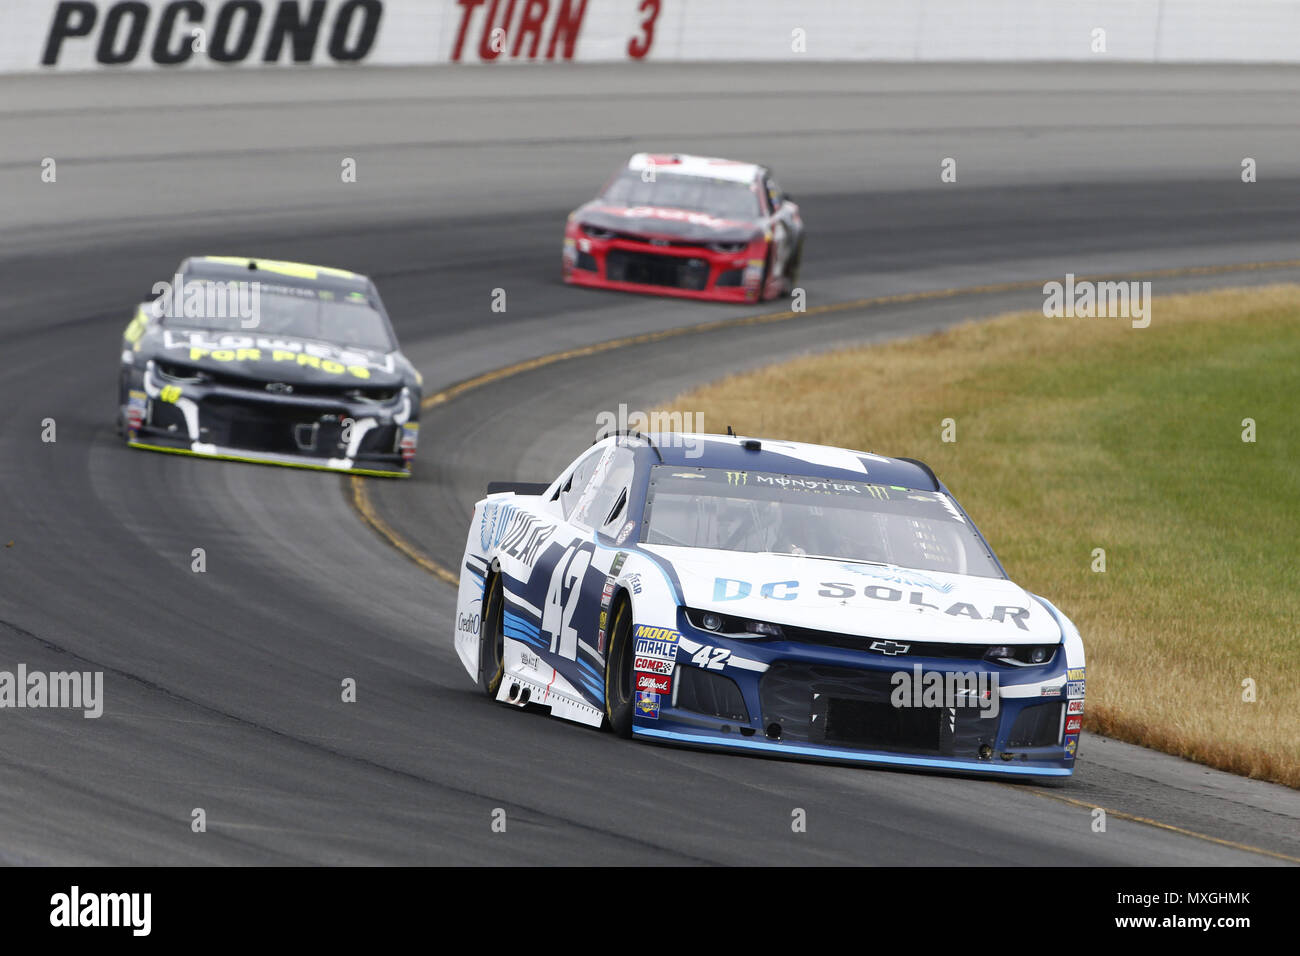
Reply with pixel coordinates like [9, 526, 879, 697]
[7, 0, 1300, 72]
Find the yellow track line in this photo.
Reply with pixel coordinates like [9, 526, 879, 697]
[1018, 786, 1300, 864]
[347, 475, 458, 586]
[348, 256, 1300, 864]
[352, 255, 1300, 583]
[420, 256, 1300, 413]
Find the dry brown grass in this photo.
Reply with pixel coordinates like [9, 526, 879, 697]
[659, 285, 1300, 787]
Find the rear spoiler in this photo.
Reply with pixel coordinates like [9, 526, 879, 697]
[486, 481, 551, 497]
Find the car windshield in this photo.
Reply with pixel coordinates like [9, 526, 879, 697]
[602, 170, 761, 220]
[642, 466, 1003, 578]
[160, 281, 394, 352]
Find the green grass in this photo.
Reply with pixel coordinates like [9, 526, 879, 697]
[661, 285, 1300, 787]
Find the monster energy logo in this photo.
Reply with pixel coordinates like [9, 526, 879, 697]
[726, 471, 747, 485]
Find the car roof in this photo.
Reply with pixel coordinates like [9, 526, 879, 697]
[181, 256, 372, 295]
[600, 433, 941, 491]
[625, 153, 764, 184]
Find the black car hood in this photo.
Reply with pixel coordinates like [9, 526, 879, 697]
[146, 329, 407, 388]
[577, 202, 759, 244]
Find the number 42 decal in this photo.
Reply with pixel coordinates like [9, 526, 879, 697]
[691, 645, 731, 670]
[543, 545, 591, 660]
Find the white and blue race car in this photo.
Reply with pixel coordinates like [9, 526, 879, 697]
[454, 433, 1085, 777]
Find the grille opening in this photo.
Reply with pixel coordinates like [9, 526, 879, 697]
[605, 250, 710, 291]
[204, 398, 347, 456]
[676, 667, 748, 722]
[824, 698, 940, 752]
[759, 662, 1002, 756]
[1006, 702, 1063, 748]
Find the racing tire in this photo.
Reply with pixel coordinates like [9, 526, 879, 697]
[758, 243, 775, 302]
[603, 597, 636, 738]
[115, 376, 129, 438]
[786, 237, 804, 292]
[478, 573, 506, 698]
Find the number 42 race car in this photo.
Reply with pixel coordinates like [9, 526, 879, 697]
[563, 153, 804, 303]
[454, 433, 1087, 777]
[118, 256, 423, 477]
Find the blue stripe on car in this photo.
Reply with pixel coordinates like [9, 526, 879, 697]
[634, 727, 1072, 775]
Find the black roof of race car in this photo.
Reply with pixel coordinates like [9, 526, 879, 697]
[180, 256, 372, 295]
[624, 433, 942, 491]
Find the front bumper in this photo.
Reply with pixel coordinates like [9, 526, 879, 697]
[563, 232, 768, 303]
[630, 620, 1079, 778]
[634, 726, 1073, 777]
[124, 377, 417, 477]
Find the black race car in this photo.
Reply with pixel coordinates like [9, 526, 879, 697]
[118, 256, 422, 477]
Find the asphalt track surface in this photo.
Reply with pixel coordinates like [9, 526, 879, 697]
[1, 64, 1298, 864]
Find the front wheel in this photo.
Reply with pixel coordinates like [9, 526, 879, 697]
[478, 574, 505, 698]
[603, 599, 635, 737]
[785, 237, 804, 292]
[757, 242, 775, 301]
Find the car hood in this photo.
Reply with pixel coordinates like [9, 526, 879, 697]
[641, 546, 1061, 645]
[577, 202, 759, 244]
[148, 328, 405, 387]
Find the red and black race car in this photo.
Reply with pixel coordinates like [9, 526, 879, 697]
[563, 153, 804, 303]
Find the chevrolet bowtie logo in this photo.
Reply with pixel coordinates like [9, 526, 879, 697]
[869, 640, 910, 656]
